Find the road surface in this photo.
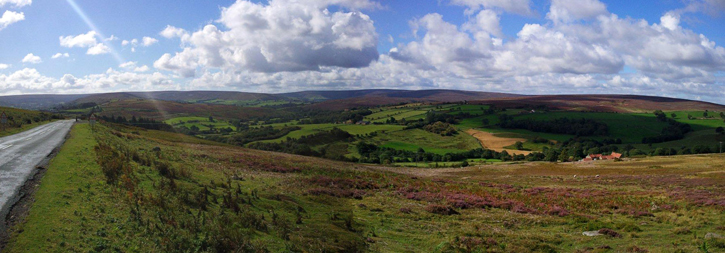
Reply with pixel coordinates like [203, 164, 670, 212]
[0, 120, 74, 226]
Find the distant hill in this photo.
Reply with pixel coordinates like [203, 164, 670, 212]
[282, 89, 519, 102]
[0, 94, 87, 110]
[1, 90, 723, 113]
[303, 89, 522, 110]
[128, 91, 283, 102]
[473, 94, 725, 113]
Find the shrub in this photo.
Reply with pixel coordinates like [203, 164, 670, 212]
[425, 204, 459, 215]
[598, 228, 622, 238]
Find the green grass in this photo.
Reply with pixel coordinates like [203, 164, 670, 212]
[516, 112, 667, 143]
[5, 123, 141, 252]
[164, 116, 236, 131]
[632, 110, 725, 131]
[372, 129, 482, 155]
[254, 123, 405, 144]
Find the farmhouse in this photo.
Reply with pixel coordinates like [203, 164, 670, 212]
[356, 121, 371, 125]
[581, 152, 622, 162]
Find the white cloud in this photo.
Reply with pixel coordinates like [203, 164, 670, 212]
[0, 10, 24, 31]
[0, 68, 176, 94]
[160, 25, 188, 39]
[21, 53, 41, 64]
[86, 43, 110, 55]
[0, 0, 31, 8]
[60, 31, 113, 55]
[547, 0, 608, 23]
[660, 13, 679, 31]
[462, 9, 503, 38]
[449, 0, 534, 16]
[142, 36, 158, 46]
[60, 31, 99, 48]
[154, 0, 379, 77]
[119, 61, 150, 72]
[0, 63, 9, 69]
[51, 53, 69, 59]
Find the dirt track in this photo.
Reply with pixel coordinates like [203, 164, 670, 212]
[465, 129, 532, 155]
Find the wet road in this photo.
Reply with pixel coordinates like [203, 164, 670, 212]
[0, 120, 74, 224]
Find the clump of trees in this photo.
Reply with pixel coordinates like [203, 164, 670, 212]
[642, 110, 693, 144]
[99, 115, 174, 131]
[498, 115, 609, 136]
[423, 122, 458, 136]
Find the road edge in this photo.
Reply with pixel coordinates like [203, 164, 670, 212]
[0, 122, 74, 251]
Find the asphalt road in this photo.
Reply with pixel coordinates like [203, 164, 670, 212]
[0, 120, 75, 225]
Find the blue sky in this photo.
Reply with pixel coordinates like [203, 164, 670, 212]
[0, 0, 724, 103]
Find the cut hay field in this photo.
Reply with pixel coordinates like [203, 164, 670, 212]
[6, 122, 724, 252]
[465, 129, 531, 155]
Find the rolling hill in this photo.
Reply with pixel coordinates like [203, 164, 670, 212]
[472, 94, 725, 113]
[1, 90, 724, 113]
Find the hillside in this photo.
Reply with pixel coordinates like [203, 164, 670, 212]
[305, 89, 522, 110]
[0, 106, 62, 137]
[0, 94, 87, 110]
[474, 94, 725, 113]
[4, 122, 724, 252]
[96, 99, 289, 120]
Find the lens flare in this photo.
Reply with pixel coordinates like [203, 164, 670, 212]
[65, 0, 125, 64]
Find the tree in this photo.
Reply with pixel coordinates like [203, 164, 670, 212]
[703, 111, 709, 118]
[671, 113, 676, 118]
[482, 118, 490, 126]
[514, 141, 524, 150]
[716, 126, 724, 135]
[558, 149, 570, 162]
[209, 116, 215, 122]
[653, 110, 666, 121]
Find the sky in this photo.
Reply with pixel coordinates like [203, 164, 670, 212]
[0, 0, 724, 103]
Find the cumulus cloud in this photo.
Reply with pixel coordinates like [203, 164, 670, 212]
[86, 43, 110, 55]
[547, 0, 608, 23]
[59, 31, 112, 55]
[154, 0, 379, 77]
[119, 61, 150, 72]
[449, 0, 534, 16]
[0, 10, 24, 30]
[142, 37, 158, 46]
[0, 68, 176, 94]
[0, 63, 9, 69]
[21, 53, 41, 64]
[160, 25, 188, 39]
[0, 0, 31, 8]
[60, 31, 98, 48]
[51, 53, 69, 59]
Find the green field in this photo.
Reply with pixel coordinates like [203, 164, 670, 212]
[164, 116, 236, 131]
[372, 129, 482, 155]
[254, 123, 406, 144]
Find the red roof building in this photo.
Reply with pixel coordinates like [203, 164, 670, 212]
[582, 152, 622, 161]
